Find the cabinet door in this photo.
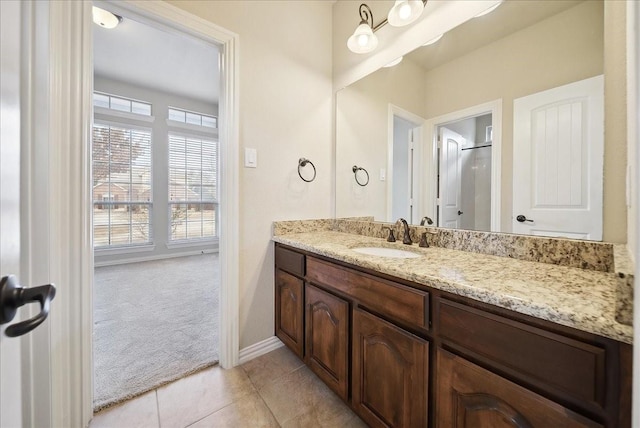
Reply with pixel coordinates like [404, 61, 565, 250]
[353, 308, 428, 428]
[275, 269, 304, 358]
[436, 349, 602, 428]
[305, 284, 349, 400]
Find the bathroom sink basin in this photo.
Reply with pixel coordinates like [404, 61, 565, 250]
[351, 247, 421, 259]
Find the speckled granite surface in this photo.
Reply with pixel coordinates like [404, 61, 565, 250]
[613, 245, 635, 326]
[273, 218, 616, 272]
[272, 230, 633, 344]
[332, 219, 615, 272]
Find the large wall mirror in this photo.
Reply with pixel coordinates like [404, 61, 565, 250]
[336, 0, 625, 241]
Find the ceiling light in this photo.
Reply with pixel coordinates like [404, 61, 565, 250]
[388, 1, 424, 27]
[474, 1, 503, 18]
[422, 33, 443, 46]
[347, 4, 378, 54]
[383, 57, 403, 68]
[92, 6, 123, 29]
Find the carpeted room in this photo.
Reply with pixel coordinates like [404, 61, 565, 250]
[93, 254, 219, 410]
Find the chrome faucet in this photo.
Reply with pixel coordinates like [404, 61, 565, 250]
[420, 216, 434, 226]
[397, 218, 412, 245]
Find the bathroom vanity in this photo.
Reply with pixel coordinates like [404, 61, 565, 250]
[273, 222, 632, 428]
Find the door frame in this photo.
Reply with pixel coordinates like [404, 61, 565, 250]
[424, 99, 502, 232]
[42, 2, 239, 426]
[387, 104, 426, 223]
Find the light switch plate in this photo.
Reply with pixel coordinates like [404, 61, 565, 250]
[379, 168, 386, 181]
[244, 148, 257, 168]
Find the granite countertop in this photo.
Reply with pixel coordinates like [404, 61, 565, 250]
[273, 231, 633, 344]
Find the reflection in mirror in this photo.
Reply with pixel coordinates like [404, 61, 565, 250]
[335, 0, 616, 241]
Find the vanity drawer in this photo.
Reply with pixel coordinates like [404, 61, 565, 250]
[275, 245, 305, 277]
[438, 298, 606, 406]
[307, 257, 429, 330]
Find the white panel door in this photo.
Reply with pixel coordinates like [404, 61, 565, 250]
[439, 127, 464, 229]
[1, 1, 24, 426]
[513, 75, 604, 240]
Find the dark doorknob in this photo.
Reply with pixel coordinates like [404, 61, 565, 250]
[0, 275, 56, 337]
[457, 210, 463, 216]
[516, 215, 534, 223]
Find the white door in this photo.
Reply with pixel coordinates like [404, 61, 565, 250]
[1, 1, 24, 425]
[438, 127, 464, 228]
[513, 75, 604, 240]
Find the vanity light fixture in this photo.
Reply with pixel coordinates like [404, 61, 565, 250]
[388, 0, 425, 27]
[347, 4, 379, 54]
[383, 57, 403, 68]
[92, 6, 123, 29]
[422, 33, 443, 46]
[348, 1, 427, 54]
[474, 1, 503, 18]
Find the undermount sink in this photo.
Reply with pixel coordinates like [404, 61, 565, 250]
[351, 247, 421, 259]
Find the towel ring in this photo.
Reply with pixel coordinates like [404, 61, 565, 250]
[352, 165, 369, 186]
[298, 158, 316, 183]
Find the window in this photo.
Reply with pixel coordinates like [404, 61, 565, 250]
[94, 92, 152, 116]
[168, 134, 218, 241]
[168, 107, 217, 128]
[93, 123, 152, 248]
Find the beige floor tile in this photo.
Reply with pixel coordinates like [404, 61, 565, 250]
[157, 366, 256, 428]
[258, 365, 360, 427]
[241, 345, 304, 390]
[281, 409, 367, 428]
[90, 390, 159, 428]
[187, 392, 279, 428]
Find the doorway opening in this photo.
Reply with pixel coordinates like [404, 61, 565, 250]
[91, 4, 221, 410]
[424, 99, 502, 233]
[436, 114, 492, 231]
[387, 105, 425, 224]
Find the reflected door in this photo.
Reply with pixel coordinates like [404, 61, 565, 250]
[513, 75, 604, 240]
[438, 127, 464, 228]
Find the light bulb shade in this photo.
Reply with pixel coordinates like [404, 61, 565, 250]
[92, 6, 122, 29]
[387, 0, 424, 27]
[347, 22, 378, 54]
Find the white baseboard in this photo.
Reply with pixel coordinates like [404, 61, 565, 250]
[94, 248, 218, 267]
[238, 336, 284, 365]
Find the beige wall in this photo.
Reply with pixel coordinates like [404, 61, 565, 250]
[166, 0, 334, 349]
[604, 0, 629, 244]
[336, 58, 427, 220]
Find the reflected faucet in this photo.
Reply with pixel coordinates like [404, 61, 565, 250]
[397, 218, 413, 245]
[420, 216, 434, 226]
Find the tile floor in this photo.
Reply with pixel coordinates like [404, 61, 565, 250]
[90, 346, 366, 428]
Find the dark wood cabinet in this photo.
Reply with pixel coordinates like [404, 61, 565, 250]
[273, 243, 631, 427]
[352, 308, 429, 428]
[275, 269, 304, 358]
[305, 284, 349, 400]
[436, 349, 602, 428]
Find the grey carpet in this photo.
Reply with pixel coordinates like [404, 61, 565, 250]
[93, 253, 219, 410]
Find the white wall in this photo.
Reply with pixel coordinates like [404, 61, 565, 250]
[93, 76, 218, 265]
[166, 0, 333, 349]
